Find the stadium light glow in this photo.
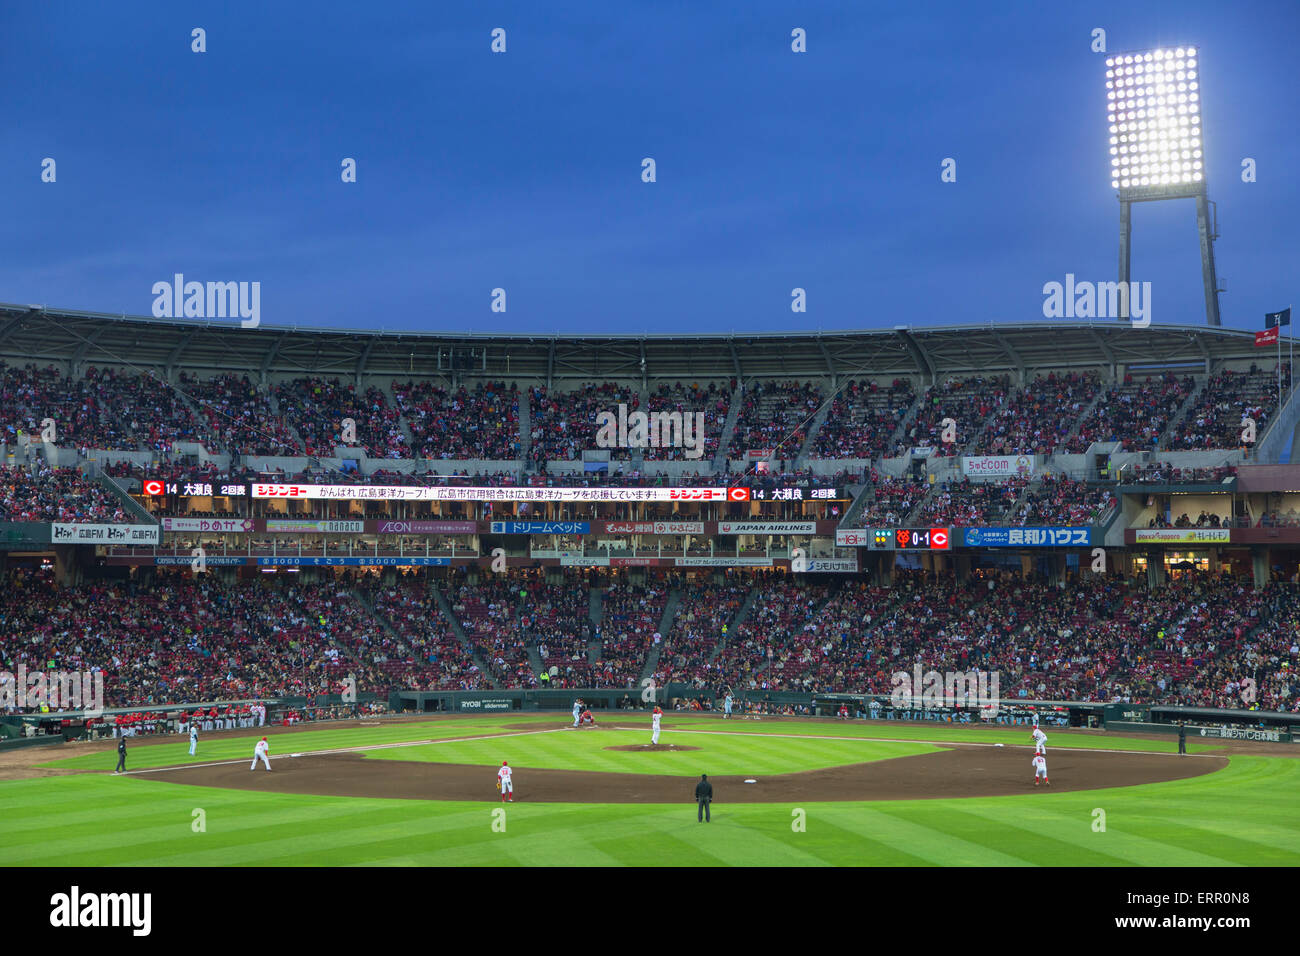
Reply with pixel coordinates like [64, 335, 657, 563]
[1105, 46, 1203, 190]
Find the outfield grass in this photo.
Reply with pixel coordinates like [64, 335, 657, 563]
[2, 754, 1297, 866]
[8, 715, 1295, 866]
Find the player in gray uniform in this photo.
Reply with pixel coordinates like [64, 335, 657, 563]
[188, 723, 198, 756]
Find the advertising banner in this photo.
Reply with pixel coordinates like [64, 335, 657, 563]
[161, 518, 254, 533]
[252, 483, 734, 503]
[374, 520, 478, 534]
[1133, 529, 1230, 544]
[51, 523, 160, 545]
[962, 527, 1093, 547]
[264, 519, 365, 533]
[674, 556, 774, 567]
[717, 521, 817, 535]
[154, 555, 247, 566]
[961, 455, 1036, 478]
[835, 529, 873, 547]
[490, 521, 590, 534]
[255, 556, 451, 567]
[804, 557, 860, 573]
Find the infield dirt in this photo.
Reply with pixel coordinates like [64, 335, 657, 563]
[140, 743, 1224, 803]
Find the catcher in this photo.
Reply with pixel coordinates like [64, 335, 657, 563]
[578, 708, 595, 727]
[497, 760, 513, 801]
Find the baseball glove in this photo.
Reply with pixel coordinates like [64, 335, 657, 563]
[496, 781, 501, 791]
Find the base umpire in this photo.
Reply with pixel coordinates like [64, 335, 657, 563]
[695, 773, 712, 822]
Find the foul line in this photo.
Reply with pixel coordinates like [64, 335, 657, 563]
[117, 726, 566, 776]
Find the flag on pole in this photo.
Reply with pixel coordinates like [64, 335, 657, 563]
[1265, 307, 1292, 328]
[1256, 327, 1279, 347]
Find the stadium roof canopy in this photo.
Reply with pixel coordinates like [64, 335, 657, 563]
[0, 302, 1277, 387]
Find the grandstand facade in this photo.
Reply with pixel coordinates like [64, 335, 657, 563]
[3, 304, 1300, 720]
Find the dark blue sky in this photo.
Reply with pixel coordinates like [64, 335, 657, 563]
[3, 0, 1296, 337]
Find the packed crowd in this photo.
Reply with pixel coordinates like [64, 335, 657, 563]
[810, 378, 915, 460]
[0, 363, 135, 452]
[642, 382, 729, 461]
[980, 371, 1103, 455]
[368, 581, 490, 689]
[1015, 475, 1116, 525]
[274, 378, 409, 459]
[529, 383, 640, 464]
[901, 375, 1011, 457]
[857, 473, 927, 525]
[392, 380, 520, 460]
[730, 380, 823, 456]
[711, 580, 835, 690]
[4, 363, 1287, 467]
[0, 464, 134, 523]
[654, 580, 749, 687]
[596, 581, 669, 687]
[913, 476, 1030, 526]
[186, 373, 298, 457]
[1087, 373, 1194, 450]
[2, 568, 1298, 711]
[0, 573, 369, 706]
[1167, 365, 1286, 451]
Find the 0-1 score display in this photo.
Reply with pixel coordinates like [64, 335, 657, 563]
[875, 528, 951, 550]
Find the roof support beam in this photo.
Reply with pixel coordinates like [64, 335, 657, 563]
[895, 329, 935, 386]
[355, 339, 376, 388]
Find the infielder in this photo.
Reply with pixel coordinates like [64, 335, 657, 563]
[651, 705, 662, 745]
[1031, 727, 1047, 755]
[723, 691, 733, 719]
[250, 736, 272, 771]
[1032, 753, 1049, 786]
[497, 760, 513, 801]
[188, 723, 198, 756]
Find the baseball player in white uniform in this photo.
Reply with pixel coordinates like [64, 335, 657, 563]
[572, 699, 582, 728]
[1032, 753, 1049, 786]
[250, 736, 272, 771]
[651, 705, 662, 745]
[1031, 727, 1047, 755]
[723, 692, 733, 719]
[497, 760, 513, 801]
[188, 723, 198, 756]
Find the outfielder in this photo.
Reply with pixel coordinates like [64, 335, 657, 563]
[1032, 753, 1049, 786]
[250, 736, 272, 771]
[188, 723, 198, 757]
[1031, 727, 1047, 755]
[651, 705, 662, 745]
[497, 760, 513, 801]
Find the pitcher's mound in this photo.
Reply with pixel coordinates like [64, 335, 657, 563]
[604, 744, 700, 753]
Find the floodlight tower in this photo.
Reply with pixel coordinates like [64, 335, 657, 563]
[1106, 46, 1222, 325]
